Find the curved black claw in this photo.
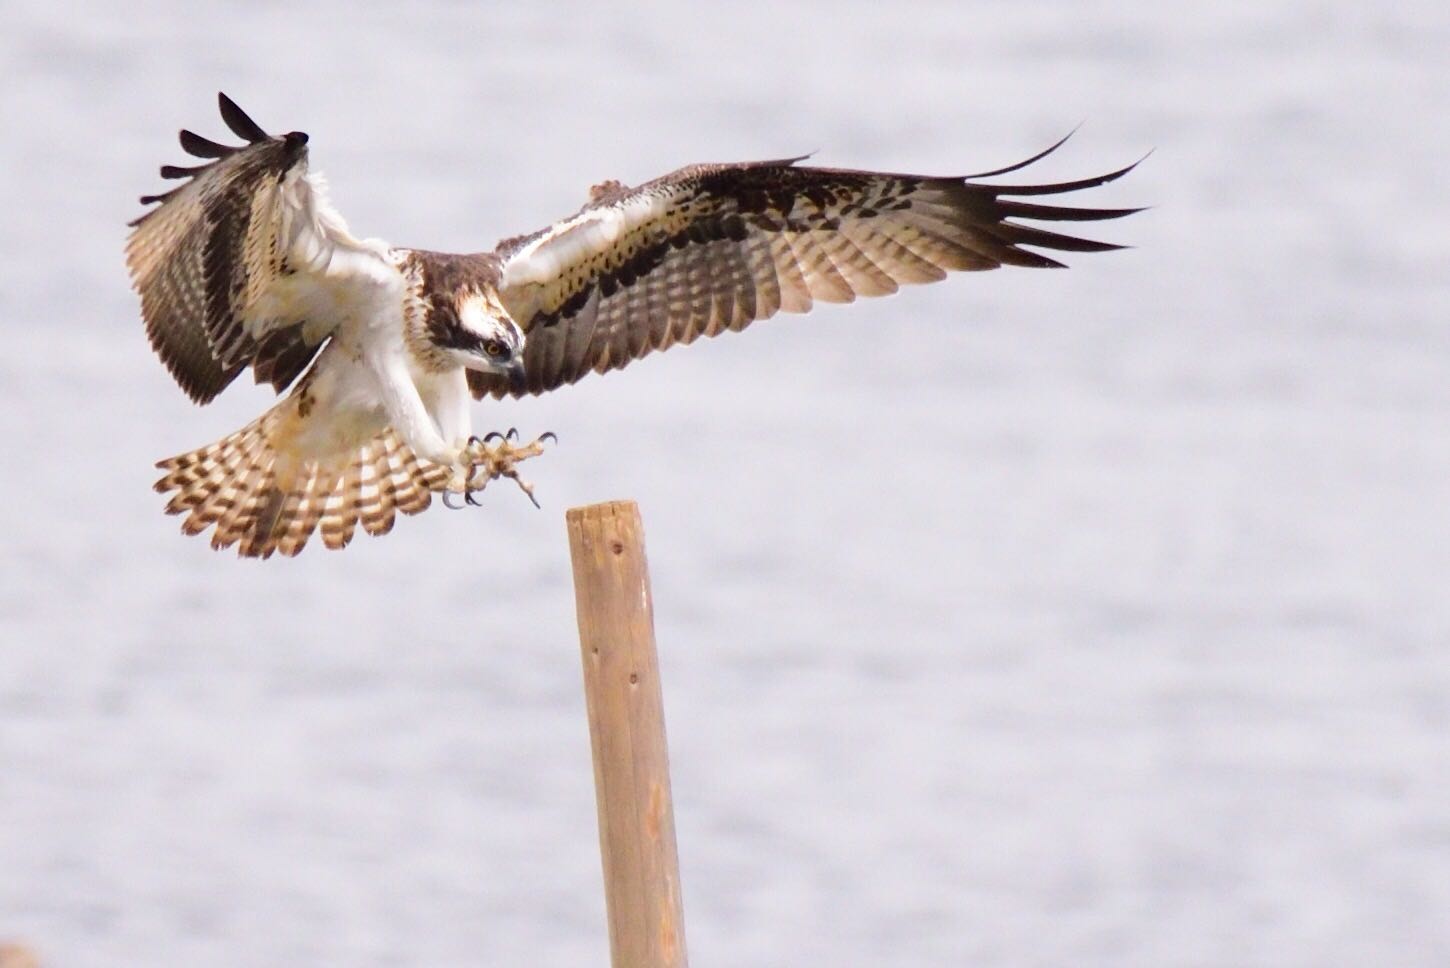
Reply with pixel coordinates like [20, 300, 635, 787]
[516, 479, 542, 510]
[465, 489, 484, 507]
[539, 431, 558, 444]
[506, 427, 520, 442]
[482, 431, 507, 444]
[442, 491, 466, 510]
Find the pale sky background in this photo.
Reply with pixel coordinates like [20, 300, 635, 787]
[2, 2, 1448, 966]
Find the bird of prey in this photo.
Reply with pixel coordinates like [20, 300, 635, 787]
[127, 93, 1139, 559]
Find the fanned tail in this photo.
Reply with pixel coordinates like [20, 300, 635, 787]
[154, 406, 450, 559]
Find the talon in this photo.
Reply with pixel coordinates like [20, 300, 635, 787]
[451, 431, 551, 509]
[441, 491, 465, 510]
[506, 472, 541, 509]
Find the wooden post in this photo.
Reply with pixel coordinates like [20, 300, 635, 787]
[0, 943, 39, 968]
[566, 501, 689, 968]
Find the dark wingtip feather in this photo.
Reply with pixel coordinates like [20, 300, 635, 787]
[129, 190, 177, 226]
[992, 221, 1127, 254]
[218, 92, 268, 143]
[965, 125, 1081, 179]
[160, 163, 208, 179]
[138, 188, 180, 206]
[771, 152, 815, 167]
[998, 200, 1147, 222]
[179, 128, 233, 159]
[984, 151, 1150, 197]
[995, 248, 1068, 269]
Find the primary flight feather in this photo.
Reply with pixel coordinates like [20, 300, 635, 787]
[127, 93, 1140, 558]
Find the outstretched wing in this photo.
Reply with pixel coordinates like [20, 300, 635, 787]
[475, 136, 1141, 399]
[126, 93, 398, 404]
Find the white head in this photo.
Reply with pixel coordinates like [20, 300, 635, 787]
[432, 292, 527, 385]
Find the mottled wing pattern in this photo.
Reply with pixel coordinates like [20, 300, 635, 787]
[126, 93, 386, 403]
[473, 137, 1140, 399]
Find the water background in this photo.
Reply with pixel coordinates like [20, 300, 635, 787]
[2, 2, 1448, 965]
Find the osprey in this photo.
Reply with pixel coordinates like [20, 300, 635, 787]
[128, 94, 1140, 558]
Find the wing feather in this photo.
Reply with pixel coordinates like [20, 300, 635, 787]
[218, 91, 270, 143]
[477, 139, 1142, 399]
[178, 129, 236, 159]
[127, 93, 396, 404]
[767, 234, 815, 313]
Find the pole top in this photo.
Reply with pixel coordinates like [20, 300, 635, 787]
[567, 500, 640, 526]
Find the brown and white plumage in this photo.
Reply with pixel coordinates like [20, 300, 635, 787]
[472, 141, 1140, 397]
[130, 95, 528, 558]
[126, 96, 382, 403]
[154, 391, 450, 558]
[129, 94, 1140, 558]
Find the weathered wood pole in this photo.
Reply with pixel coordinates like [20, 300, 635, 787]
[566, 501, 689, 968]
[0, 942, 39, 968]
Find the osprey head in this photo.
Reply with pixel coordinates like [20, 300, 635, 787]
[434, 291, 527, 387]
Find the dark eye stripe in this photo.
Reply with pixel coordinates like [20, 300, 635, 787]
[434, 317, 484, 352]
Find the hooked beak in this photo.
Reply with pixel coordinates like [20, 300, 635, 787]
[505, 358, 528, 394]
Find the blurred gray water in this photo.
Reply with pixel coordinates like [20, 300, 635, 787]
[2, 2, 1449, 966]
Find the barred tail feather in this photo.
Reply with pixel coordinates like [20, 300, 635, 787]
[155, 414, 451, 559]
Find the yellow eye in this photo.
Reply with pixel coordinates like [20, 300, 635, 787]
[483, 340, 506, 358]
